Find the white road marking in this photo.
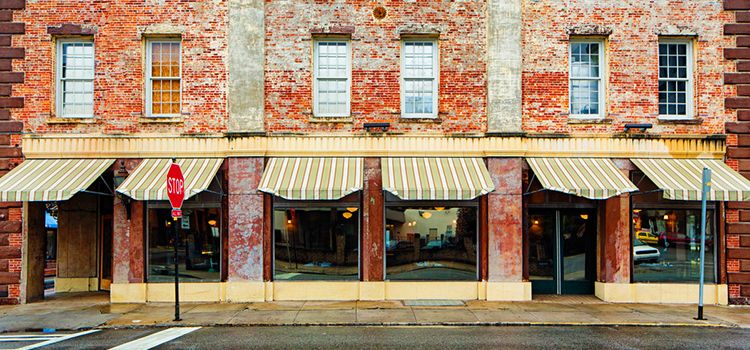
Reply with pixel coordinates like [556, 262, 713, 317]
[15, 329, 100, 350]
[0, 335, 67, 342]
[109, 327, 201, 350]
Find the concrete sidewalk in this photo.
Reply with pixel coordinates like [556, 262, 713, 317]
[0, 293, 749, 332]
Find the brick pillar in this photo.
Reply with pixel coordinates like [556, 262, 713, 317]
[19, 202, 43, 303]
[361, 157, 384, 281]
[487, 158, 523, 281]
[112, 159, 144, 284]
[599, 194, 631, 283]
[226, 157, 264, 281]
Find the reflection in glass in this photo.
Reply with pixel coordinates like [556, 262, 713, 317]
[632, 209, 715, 283]
[147, 207, 221, 282]
[529, 212, 555, 281]
[385, 207, 477, 281]
[274, 207, 359, 280]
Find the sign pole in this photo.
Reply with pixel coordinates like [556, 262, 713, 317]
[166, 158, 185, 322]
[173, 213, 181, 321]
[696, 167, 711, 321]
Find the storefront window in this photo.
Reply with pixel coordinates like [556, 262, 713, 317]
[274, 206, 359, 280]
[385, 206, 477, 280]
[147, 207, 221, 282]
[632, 209, 715, 283]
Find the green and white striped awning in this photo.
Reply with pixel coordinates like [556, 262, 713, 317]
[258, 157, 363, 200]
[382, 157, 495, 200]
[632, 158, 750, 201]
[526, 158, 638, 200]
[0, 158, 114, 202]
[116, 158, 223, 201]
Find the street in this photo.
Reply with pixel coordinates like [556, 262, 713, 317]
[0, 326, 748, 350]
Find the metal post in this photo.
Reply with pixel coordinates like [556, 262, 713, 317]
[696, 167, 711, 320]
[173, 215, 181, 321]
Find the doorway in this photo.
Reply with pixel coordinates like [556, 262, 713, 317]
[529, 209, 597, 295]
[99, 214, 113, 291]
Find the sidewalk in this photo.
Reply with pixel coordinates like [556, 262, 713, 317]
[0, 293, 749, 332]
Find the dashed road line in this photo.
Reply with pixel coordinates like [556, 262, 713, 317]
[109, 327, 201, 350]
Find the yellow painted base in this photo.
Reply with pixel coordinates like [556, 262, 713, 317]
[595, 282, 729, 305]
[110, 281, 530, 303]
[55, 277, 99, 293]
[486, 281, 532, 301]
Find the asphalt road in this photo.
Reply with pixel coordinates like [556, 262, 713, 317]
[1, 326, 748, 349]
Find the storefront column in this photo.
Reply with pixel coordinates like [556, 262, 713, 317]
[111, 159, 145, 303]
[226, 157, 265, 301]
[599, 195, 631, 284]
[486, 157, 529, 300]
[361, 158, 384, 282]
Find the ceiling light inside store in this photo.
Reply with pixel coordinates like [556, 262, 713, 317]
[580, 214, 588, 220]
[342, 212, 353, 219]
[421, 212, 432, 219]
[347, 207, 358, 213]
[434, 207, 445, 211]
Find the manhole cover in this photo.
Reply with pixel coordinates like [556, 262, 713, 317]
[403, 300, 465, 306]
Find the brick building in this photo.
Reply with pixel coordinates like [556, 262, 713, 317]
[0, 0, 747, 305]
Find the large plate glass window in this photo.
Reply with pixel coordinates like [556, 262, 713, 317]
[658, 39, 693, 119]
[56, 39, 94, 118]
[146, 39, 181, 117]
[632, 208, 715, 283]
[385, 201, 478, 281]
[273, 196, 360, 281]
[569, 40, 604, 118]
[313, 40, 350, 117]
[401, 39, 438, 118]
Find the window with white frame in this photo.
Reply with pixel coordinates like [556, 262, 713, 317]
[313, 40, 350, 117]
[401, 39, 438, 118]
[56, 40, 94, 118]
[146, 39, 181, 117]
[658, 40, 693, 119]
[569, 40, 604, 118]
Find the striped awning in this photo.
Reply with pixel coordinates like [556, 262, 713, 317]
[116, 158, 223, 201]
[526, 158, 638, 200]
[258, 157, 363, 200]
[632, 158, 750, 201]
[382, 157, 494, 200]
[0, 159, 114, 202]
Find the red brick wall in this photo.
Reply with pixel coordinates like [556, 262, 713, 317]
[264, 1, 487, 134]
[724, 0, 750, 305]
[15, 0, 228, 134]
[523, 0, 732, 135]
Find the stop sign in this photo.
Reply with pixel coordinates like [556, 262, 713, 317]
[166, 162, 185, 217]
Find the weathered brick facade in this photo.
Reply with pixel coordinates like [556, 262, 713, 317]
[522, 0, 731, 135]
[15, 0, 228, 134]
[264, 1, 487, 135]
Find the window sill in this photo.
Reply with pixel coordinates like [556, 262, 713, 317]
[399, 116, 442, 123]
[567, 117, 612, 125]
[309, 116, 353, 123]
[140, 116, 183, 124]
[47, 117, 98, 124]
[657, 117, 702, 125]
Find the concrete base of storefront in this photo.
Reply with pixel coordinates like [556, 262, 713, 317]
[111, 281, 534, 303]
[55, 277, 99, 293]
[595, 282, 729, 305]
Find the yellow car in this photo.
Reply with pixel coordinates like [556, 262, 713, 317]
[636, 230, 659, 245]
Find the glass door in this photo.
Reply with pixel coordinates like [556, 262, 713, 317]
[529, 209, 597, 295]
[99, 215, 113, 291]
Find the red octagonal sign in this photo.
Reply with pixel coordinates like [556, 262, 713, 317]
[166, 162, 185, 217]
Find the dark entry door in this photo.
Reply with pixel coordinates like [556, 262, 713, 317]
[529, 209, 597, 295]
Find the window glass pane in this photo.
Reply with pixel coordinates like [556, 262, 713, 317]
[632, 209, 715, 283]
[60, 42, 94, 117]
[274, 207, 359, 280]
[315, 41, 348, 115]
[402, 41, 436, 116]
[570, 79, 599, 115]
[570, 43, 599, 79]
[151, 42, 180, 78]
[385, 206, 477, 281]
[147, 207, 221, 282]
[149, 41, 181, 116]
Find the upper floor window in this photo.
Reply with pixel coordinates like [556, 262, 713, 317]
[146, 39, 181, 117]
[56, 40, 94, 118]
[313, 40, 350, 117]
[401, 39, 438, 118]
[569, 40, 604, 118]
[658, 40, 693, 119]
